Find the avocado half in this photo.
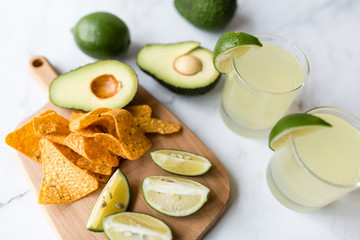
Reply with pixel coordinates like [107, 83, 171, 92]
[137, 41, 220, 95]
[49, 60, 138, 111]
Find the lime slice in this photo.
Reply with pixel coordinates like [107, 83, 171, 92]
[142, 176, 210, 217]
[103, 212, 172, 240]
[87, 169, 130, 232]
[213, 32, 263, 73]
[269, 113, 332, 151]
[150, 149, 212, 176]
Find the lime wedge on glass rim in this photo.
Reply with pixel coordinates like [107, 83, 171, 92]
[150, 149, 212, 176]
[103, 212, 172, 240]
[142, 175, 210, 217]
[269, 113, 332, 151]
[86, 169, 130, 232]
[213, 31, 263, 73]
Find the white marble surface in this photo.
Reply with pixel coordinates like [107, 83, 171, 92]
[1, 0, 360, 239]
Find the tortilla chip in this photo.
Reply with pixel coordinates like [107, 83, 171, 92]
[38, 139, 98, 204]
[104, 109, 152, 160]
[84, 170, 111, 183]
[5, 120, 41, 163]
[134, 117, 181, 134]
[50, 143, 113, 177]
[69, 109, 87, 123]
[5, 110, 57, 163]
[76, 157, 113, 175]
[92, 133, 126, 158]
[33, 111, 70, 145]
[63, 133, 119, 167]
[69, 108, 112, 133]
[126, 105, 152, 118]
[51, 143, 82, 165]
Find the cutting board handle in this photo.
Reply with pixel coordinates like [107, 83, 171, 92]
[29, 56, 58, 91]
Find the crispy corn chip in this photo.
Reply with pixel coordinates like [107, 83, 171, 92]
[38, 139, 98, 204]
[63, 133, 119, 167]
[84, 170, 111, 183]
[5, 120, 41, 163]
[52, 143, 82, 165]
[33, 111, 70, 145]
[5, 110, 54, 163]
[92, 133, 126, 158]
[69, 108, 112, 133]
[51, 143, 113, 178]
[125, 105, 152, 118]
[70, 108, 152, 160]
[104, 109, 152, 160]
[76, 157, 113, 175]
[133, 117, 181, 134]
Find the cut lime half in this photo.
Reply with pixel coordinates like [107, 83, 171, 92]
[142, 176, 210, 217]
[103, 212, 172, 240]
[87, 169, 130, 232]
[150, 149, 212, 176]
[269, 113, 332, 151]
[213, 32, 263, 73]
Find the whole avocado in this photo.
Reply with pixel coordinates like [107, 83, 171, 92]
[174, 0, 237, 30]
[72, 12, 130, 59]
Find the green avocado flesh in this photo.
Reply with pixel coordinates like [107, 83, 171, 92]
[137, 41, 220, 95]
[49, 61, 138, 111]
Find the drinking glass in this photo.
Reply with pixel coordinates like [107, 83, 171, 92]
[267, 107, 360, 212]
[221, 35, 309, 137]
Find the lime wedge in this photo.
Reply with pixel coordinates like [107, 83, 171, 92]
[103, 212, 172, 240]
[87, 169, 130, 232]
[142, 176, 210, 217]
[150, 149, 212, 176]
[269, 113, 332, 151]
[213, 32, 263, 73]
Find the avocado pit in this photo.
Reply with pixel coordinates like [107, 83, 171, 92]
[174, 55, 203, 76]
[91, 74, 120, 99]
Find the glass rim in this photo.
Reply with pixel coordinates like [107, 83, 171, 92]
[232, 34, 310, 95]
[290, 106, 360, 188]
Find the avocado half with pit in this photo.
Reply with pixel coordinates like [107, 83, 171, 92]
[137, 41, 220, 95]
[49, 60, 138, 111]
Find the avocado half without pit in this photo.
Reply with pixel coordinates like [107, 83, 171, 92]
[49, 60, 138, 111]
[137, 41, 220, 95]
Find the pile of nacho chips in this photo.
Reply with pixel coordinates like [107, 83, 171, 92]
[5, 105, 181, 204]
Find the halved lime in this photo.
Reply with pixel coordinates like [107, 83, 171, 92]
[87, 169, 130, 232]
[213, 32, 263, 73]
[269, 113, 332, 151]
[142, 176, 210, 217]
[150, 149, 212, 176]
[103, 212, 172, 240]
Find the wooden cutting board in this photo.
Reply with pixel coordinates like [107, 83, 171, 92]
[15, 56, 231, 240]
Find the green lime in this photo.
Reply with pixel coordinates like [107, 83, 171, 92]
[86, 169, 130, 232]
[269, 113, 332, 151]
[72, 12, 130, 59]
[174, 0, 237, 30]
[103, 212, 172, 240]
[150, 149, 212, 176]
[142, 176, 210, 217]
[213, 32, 263, 73]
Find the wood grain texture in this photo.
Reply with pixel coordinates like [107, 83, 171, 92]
[14, 57, 231, 240]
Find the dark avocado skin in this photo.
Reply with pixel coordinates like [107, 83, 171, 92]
[139, 66, 221, 96]
[73, 12, 130, 59]
[174, 0, 237, 30]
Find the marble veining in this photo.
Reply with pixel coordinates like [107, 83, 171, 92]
[1, 0, 360, 239]
[0, 191, 29, 209]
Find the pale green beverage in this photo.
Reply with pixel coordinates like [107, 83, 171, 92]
[267, 107, 360, 212]
[221, 35, 309, 137]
